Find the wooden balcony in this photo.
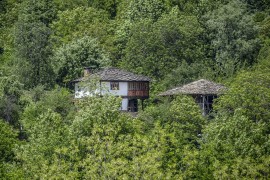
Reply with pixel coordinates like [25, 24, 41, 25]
[128, 90, 149, 97]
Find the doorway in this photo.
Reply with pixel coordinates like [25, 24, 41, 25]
[128, 99, 138, 112]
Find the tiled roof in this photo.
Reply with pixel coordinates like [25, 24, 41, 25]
[73, 67, 151, 82]
[159, 79, 226, 96]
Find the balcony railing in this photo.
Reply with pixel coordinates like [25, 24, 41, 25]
[128, 90, 149, 97]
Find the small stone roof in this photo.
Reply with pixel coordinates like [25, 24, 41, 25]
[73, 67, 151, 82]
[159, 79, 226, 96]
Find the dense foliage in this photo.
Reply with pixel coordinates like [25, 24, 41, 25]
[0, 0, 269, 179]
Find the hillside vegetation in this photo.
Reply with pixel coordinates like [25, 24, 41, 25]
[0, 0, 269, 179]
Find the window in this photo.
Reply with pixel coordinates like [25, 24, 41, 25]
[110, 82, 119, 90]
[128, 82, 148, 90]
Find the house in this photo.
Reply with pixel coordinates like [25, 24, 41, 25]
[159, 79, 226, 115]
[73, 67, 151, 112]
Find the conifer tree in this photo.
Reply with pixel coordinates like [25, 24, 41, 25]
[14, 0, 56, 88]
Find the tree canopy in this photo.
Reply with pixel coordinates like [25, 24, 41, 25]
[0, 0, 269, 178]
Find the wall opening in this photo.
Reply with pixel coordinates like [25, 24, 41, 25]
[128, 99, 138, 112]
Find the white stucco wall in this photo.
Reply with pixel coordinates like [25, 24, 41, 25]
[75, 82, 129, 110]
[121, 98, 128, 111]
[75, 81, 128, 98]
[75, 81, 130, 110]
[75, 82, 102, 98]
[75, 83, 91, 98]
[105, 82, 128, 96]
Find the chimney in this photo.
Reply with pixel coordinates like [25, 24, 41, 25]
[84, 67, 92, 77]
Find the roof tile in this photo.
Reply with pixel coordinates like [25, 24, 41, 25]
[159, 79, 226, 96]
[73, 67, 151, 82]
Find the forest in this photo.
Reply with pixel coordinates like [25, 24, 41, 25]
[0, 0, 270, 179]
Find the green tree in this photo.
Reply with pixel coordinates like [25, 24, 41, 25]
[14, 0, 56, 88]
[16, 94, 165, 179]
[162, 61, 212, 89]
[87, 0, 123, 18]
[16, 110, 74, 179]
[193, 63, 270, 179]
[51, 7, 111, 48]
[51, 6, 118, 64]
[139, 95, 205, 178]
[202, 112, 269, 179]
[69, 96, 168, 178]
[0, 120, 18, 163]
[0, 73, 23, 126]
[113, 0, 169, 64]
[52, 36, 110, 85]
[53, 0, 88, 11]
[0, 0, 22, 65]
[127, 0, 168, 22]
[70, 96, 136, 178]
[216, 71, 270, 122]
[204, 0, 261, 78]
[242, 0, 270, 11]
[121, 7, 204, 80]
[20, 86, 75, 132]
[167, 0, 206, 15]
[15, 87, 76, 178]
[0, 120, 22, 178]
